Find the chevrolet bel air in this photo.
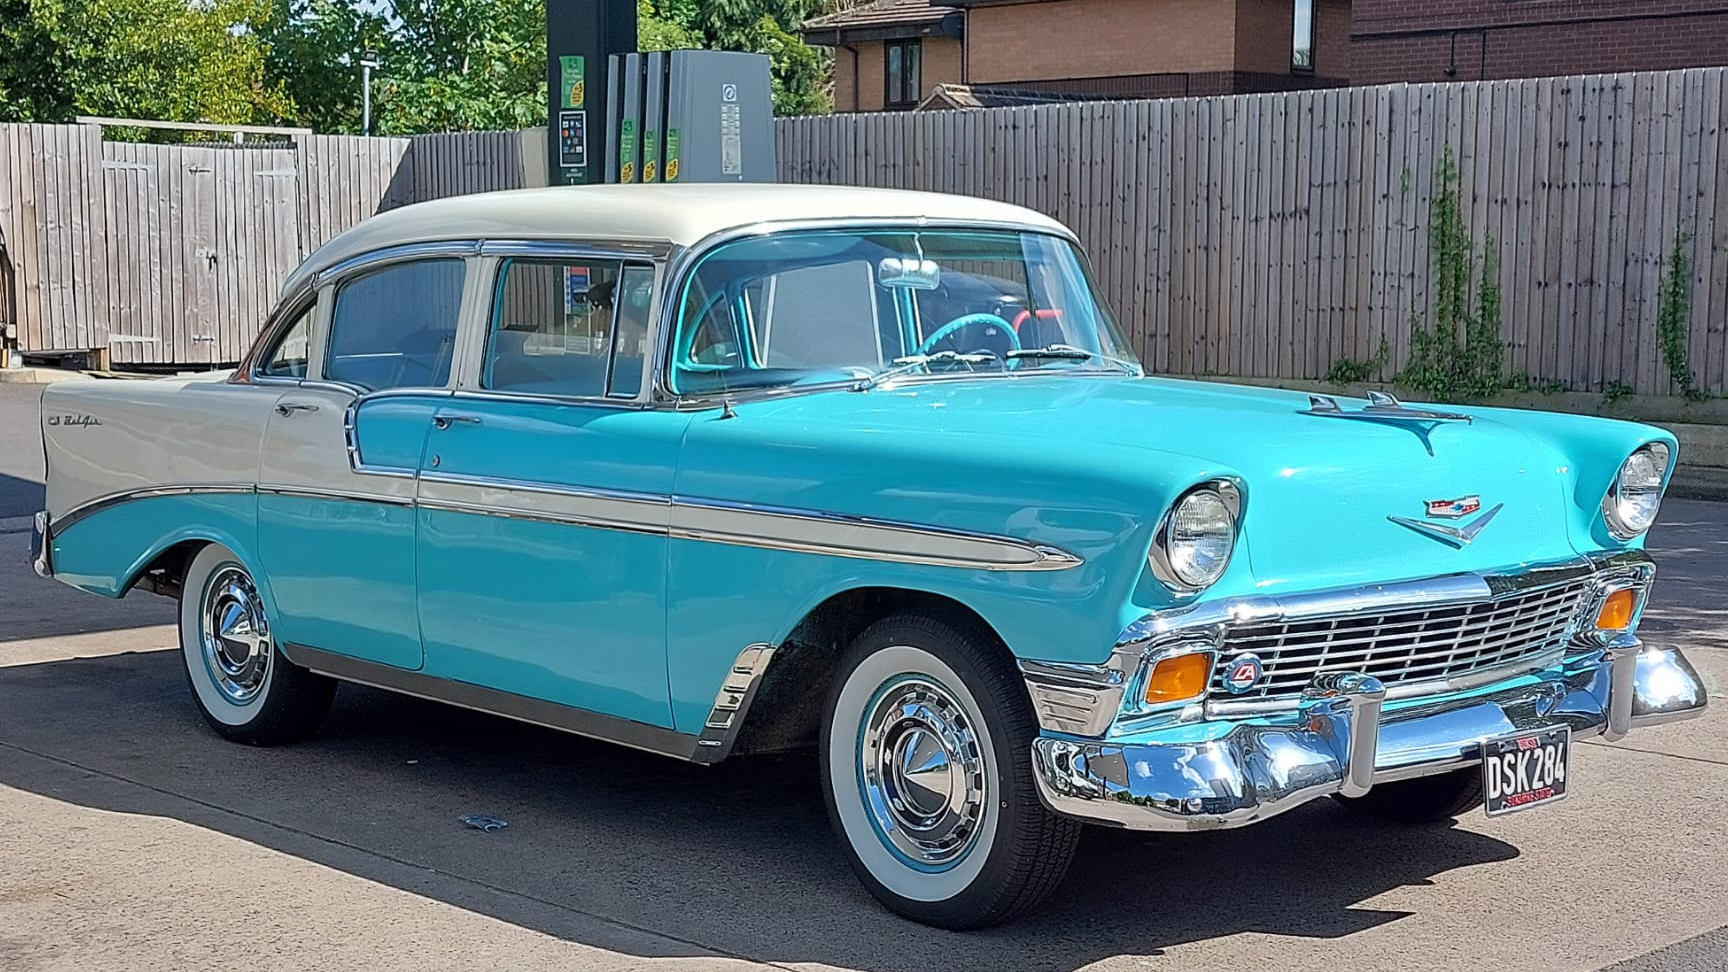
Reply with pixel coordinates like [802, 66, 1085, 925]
[33, 184, 1708, 928]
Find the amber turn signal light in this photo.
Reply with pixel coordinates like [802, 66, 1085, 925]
[1145, 652, 1214, 705]
[1596, 588, 1637, 631]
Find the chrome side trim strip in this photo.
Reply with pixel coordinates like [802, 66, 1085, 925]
[416, 471, 1084, 572]
[669, 495, 1084, 572]
[49, 483, 258, 535]
[49, 474, 1083, 573]
[284, 644, 702, 761]
[256, 484, 416, 508]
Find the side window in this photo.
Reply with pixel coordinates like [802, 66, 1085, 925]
[258, 304, 312, 379]
[485, 258, 622, 397]
[326, 259, 465, 391]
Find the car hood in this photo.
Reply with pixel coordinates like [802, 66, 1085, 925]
[723, 375, 1594, 593]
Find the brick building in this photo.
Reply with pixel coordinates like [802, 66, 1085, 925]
[805, 0, 1728, 112]
[804, 0, 1350, 111]
[1352, 0, 1728, 84]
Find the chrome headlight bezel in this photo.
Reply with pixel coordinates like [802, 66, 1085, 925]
[1149, 481, 1242, 595]
[1601, 442, 1672, 541]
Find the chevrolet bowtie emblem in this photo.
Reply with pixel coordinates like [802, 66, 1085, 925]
[1389, 503, 1504, 548]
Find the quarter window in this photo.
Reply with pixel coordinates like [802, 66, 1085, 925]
[258, 304, 312, 379]
[326, 259, 465, 391]
[885, 40, 921, 109]
[485, 258, 629, 398]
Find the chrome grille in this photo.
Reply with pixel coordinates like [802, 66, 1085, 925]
[1213, 579, 1593, 699]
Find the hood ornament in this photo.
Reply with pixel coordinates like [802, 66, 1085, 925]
[1389, 502, 1504, 548]
[1302, 391, 1472, 456]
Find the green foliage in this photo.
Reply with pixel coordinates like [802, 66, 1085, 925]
[1655, 229, 1706, 402]
[1397, 146, 1506, 402]
[4, 0, 833, 136]
[1323, 334, 1391, 386]
[2, 0, 291, 136]
[643, 0, 831, 116]
[1602, 381, 1633, 405]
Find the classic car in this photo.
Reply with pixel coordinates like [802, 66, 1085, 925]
[32, 184, 1707, 929]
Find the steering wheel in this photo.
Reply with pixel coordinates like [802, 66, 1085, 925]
[916, 313, 1021, 356]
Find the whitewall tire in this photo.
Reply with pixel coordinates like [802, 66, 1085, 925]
[820, 613, 1081, 929]
[179, 543, 334, 745]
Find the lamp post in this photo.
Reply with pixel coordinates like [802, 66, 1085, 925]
[360, 51, 380, 135]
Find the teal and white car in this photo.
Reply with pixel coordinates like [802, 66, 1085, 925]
[33, 185, 1707, 928]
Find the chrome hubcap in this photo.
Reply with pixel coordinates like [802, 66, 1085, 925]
[200, 566, 271, 705]
[860, 678, 987, 868]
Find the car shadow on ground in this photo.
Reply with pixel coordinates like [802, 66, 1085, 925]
[0, 648, 1521, 972]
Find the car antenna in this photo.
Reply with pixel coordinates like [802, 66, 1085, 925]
[719, 398, 737, 420]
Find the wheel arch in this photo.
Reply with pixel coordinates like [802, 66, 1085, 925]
[731, 586, 1014, 757]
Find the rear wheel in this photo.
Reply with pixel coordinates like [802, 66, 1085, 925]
[1333, 767, 1484, 823]
[820, 613, 1080, 929]
[179, 543, 334, 745]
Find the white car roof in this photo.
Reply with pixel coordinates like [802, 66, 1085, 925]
[282, 183, 1074, 297]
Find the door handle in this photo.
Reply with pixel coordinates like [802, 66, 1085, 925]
[274, 402, 320, 416]
[433, 414, 483, 430]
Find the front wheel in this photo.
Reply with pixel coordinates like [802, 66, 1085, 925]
[820, 614, 1080, 929]
[179, 543, 334, 745]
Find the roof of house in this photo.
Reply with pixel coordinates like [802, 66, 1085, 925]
[282, 183, 1071, 295]
[803, 0, 958, 36]
[918, 84, 1098, 110]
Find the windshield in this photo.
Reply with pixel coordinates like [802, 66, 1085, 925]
[668, 228, 1141, 396]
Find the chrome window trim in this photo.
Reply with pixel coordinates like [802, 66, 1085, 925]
[472, 252, 663, 405]
[479, 238, 674, 261]
[314, 240, 484, 287]
[234, 288, 320, 385]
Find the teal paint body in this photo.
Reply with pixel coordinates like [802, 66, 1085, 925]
[47, 373, 1674, 746]
[257, 395, 439, 671]
[414, 398, 691, 728]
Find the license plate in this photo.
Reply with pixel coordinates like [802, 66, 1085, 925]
[1481, 726, 1570, 816]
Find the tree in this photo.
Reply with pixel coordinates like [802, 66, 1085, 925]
[1, 0, 292, 134]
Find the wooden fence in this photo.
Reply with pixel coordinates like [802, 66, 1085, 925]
[779, 68, 1728, 397]
[1, 68, 1725, 394]
[0, 125, 529, 365]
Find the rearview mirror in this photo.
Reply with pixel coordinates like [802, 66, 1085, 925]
[877, 257, 940, 290]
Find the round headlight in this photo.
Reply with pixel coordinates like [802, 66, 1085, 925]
[1152, 485, 1240, 592]
[1602, 443, 1671, 540]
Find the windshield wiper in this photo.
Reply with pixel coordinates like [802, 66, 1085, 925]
[1005, 344, 1141, 375]
[853, 351, 1000, 391]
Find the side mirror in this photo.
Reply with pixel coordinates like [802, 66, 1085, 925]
[877, 257, 940, 290]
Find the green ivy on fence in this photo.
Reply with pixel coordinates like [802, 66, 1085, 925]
[1397, 146, 1506, 402]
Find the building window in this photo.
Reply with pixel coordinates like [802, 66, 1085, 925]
[885, 39, 921, 108]
[1292, 0, 1315, 72]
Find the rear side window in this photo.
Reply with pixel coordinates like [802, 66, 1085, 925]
[326, 259, 465, 391]
[258, 304, 312, 379]
[484, 258, 622, 397]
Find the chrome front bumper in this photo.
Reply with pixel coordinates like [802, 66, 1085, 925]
[1031, 641, 1708, 831]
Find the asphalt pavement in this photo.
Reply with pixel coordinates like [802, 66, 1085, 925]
[1, 381, 1724, 972]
